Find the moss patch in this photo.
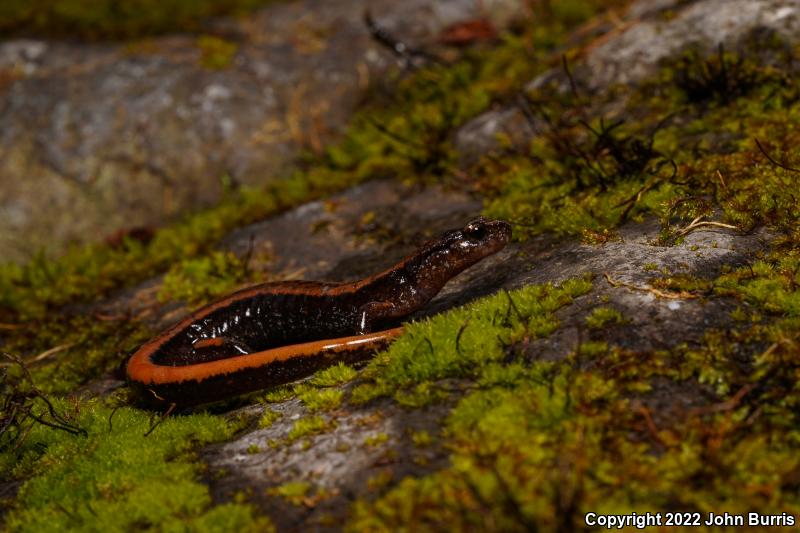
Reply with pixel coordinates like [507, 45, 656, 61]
[298, 387, 343, 413]
[347, 268, 800, 530]
[286, 415, 334, 445]
[482, 40, 800, 245]
[585, 305, 626, 329]
[0, 0, 277, 40]
[1, 400, 271, 531]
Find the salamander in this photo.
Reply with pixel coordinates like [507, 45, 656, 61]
[127, 217, 511, 406]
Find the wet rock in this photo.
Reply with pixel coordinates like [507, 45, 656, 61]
[0, 0, 526, 263]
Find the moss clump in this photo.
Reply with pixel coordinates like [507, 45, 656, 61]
[714, 256, 800, 317]
[364, 433, 389, 448]
[258, 408, 281, 429]
[309, 362, 358, 387]
[1, 314, 151, 395]
[266, 481, 311, 507]
[261, 386, 295, 404]
[1, 400, 271, 531]
[286, 415, 333, 444]
[585, 306, 626, 329]
[197, 35, 238, 70]
[158, 250, 256, 306]
[409, 429, 433, 448]
[298, 388, 343, 413]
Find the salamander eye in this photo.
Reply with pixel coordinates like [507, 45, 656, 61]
[463, 220, 487, 241]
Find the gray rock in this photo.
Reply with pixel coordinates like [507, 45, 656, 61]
[579, 0, 800, 91]
[199, 181, 769, 530]
[0, 0, 527, 263]
[457, 0, 800, 169]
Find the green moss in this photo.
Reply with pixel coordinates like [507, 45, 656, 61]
[1, 314, 151, 394]
[0, 0, 276, 40]
[298, 388, 343, 413]
[258, 409, 281, 429]
[266, 481, 311, 506]
[261, 386, 296, 404]
[365, 470, 394, 493]
[576, 340, 609, 358]
[348, 233, 800, 530]
[1, 401, 271, 532]
[158, 250, 255, 306]
[585, 306, 626, 329]
[309, 362, 358, 387]
[409, 429, 433, 448]
[715, 257, 800, 317]
[197, 35, 238, 70]
[483, 42, 800, 247]
[364, 433, 389, 448]
[286, 415, 333, 444]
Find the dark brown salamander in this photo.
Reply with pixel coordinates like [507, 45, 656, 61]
[127, 217, 511, 406]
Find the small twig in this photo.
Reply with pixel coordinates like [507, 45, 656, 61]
[27, 411, 85, 437]
[503, 289, 525, 322]
[144, 402, 176, 437]
[561, 54, 579, 99]
[715, 169, 728, 191]
[423, 337, 434, 356]
[38, 394, 87, 436]
[604, 272, 699, 300]
[688, 383, 755, 417]
[29, 343, 76, 363]
[366, 117, 426, 149]
[455, 322, 469, 356]
[632, 400, 666, 447]
[108, 405, 120, 433]
[755, 138, 800, 174]
[674, 216, 738, 237]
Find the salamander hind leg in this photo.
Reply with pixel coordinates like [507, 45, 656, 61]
[356, 301, 400, 334]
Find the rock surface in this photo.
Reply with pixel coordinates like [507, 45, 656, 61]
[5, 0, 798, 529]
[455, 0, 800, 158]
[198, 183, 769, 530]
[0, 0, 523, 263]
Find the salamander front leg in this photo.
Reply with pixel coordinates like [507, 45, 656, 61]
[192, 336, 253, 355]
[356, 301, 399, 334]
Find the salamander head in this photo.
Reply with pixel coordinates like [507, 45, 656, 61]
[413, 216, 512, 283]
[355, 217, 512, 322]
[448, 216, 511, 261]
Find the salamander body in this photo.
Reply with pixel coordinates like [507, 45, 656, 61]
[127, 217, 511, 406]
